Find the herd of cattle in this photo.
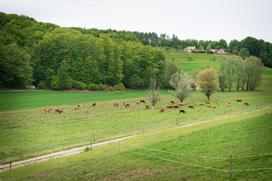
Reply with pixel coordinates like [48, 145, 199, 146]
[42, 99, 249, 115]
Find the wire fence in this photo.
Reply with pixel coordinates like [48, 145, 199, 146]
[120, 143, 272, 175]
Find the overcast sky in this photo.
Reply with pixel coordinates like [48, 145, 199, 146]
[0, 0, 271, 42]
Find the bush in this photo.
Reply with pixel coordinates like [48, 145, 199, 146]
[88, 83, 101, 91]
[50, 76, 60, 90]
[72, 80, 87, 90]
[37, 81, 48, 89]
[113, 83, 125, 91]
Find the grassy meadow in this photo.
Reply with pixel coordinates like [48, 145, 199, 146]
[0, 50, 271, 180]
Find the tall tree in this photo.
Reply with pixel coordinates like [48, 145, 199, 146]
[169, 71, 193, 103]
[196, 68, 219, 101]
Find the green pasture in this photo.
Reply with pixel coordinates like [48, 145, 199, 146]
[1, 108, 271, 181]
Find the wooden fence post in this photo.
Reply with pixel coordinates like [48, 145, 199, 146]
[9, 161, 12, 170]
[118, 140, 121, 153]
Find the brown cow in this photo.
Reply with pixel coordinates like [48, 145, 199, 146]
[43, 108, 50, 113]
[146, 105, 150, 109]
[179, 109, 186, 114]
[188, 105, 194, 109]
[236, 99, 242, 102]
[160, 108, 164, 112]
[55, 109, 63, 114]
[125, 103, 130, 108]
[113, 102, 119, 107]
[140, 100, 146, 104]
[173, 105, 179, 109]
[166, 105, 173, 109]
[244, 102, 249, 106]
[171, 100, 175, 104]
[92, 103, 96, 107]
[136, 102, 140, 105]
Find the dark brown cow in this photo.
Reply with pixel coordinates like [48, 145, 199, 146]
[92, 103, 96, 107]
[244, 102, 249, 106]
[166, 105, 173, 109]
[188, 105, 194, 109]
[171, 100, 175, 104]
[199, 103, 204, 106]
[125, 104, 130, 108]
[179, 109, 186, 114]
[140, 100, 146, 104]
[146, 105, 150, 109]
[136, 102, 140, 105]
[160, 108, 165, 112]
[173, 105, 179, 109]
[55, 109, 63, 114]
[236, 99, 242, 102]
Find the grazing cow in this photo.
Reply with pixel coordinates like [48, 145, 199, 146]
[199, 103, 204, 106]
[212, 106, 217, 109]
[188, 105, 194, 109]
[236, 99, 242, 102]
[125, 103, 130, 108]
[92, 103, 96, 107]
[171, 100, 175, 104]
[140, 100, 146, 104]
[166, 105, 173, 109]
[207, 105, 212, 108]
[244, 102, 249, 106]
[146, 105, 150, 109]
[75, 104, 80, 110]
[113, 102, 119, 107]
[136, 102, 139, 105]
[43, 108, 50, 113]
[173, 105, 179, 109]
[55, 109, 63, 114]
[160, 108, 165, 112]
[179, 109, 186, 114]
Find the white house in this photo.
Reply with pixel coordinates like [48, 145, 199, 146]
[184, 46, 196, 53]
[217, 48, 227, 54]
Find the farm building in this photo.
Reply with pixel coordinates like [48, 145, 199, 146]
[184, 46, 197, 53]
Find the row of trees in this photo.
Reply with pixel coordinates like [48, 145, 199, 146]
[219, 56, 264, 91]
[163, 56, 263, 103]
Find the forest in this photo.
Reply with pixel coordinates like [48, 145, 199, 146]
[0, 12, 271, 89]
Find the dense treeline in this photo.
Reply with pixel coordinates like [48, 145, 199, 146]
[0, 13, 165, 89]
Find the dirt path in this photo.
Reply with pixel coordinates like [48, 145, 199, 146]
[0, 106, 270, 172]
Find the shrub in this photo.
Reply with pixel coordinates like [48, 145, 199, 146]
[113, 83, 125, 91]
[72, 80, 87, 90]
[37, 81, 47, 89]
[88, 83, 101, 91]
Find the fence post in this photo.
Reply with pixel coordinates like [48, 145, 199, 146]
[93, 134, 96, 143]
[229, 154, 233, 181]
[118, 140, 121, 153]
[9, 161, 12, 170]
